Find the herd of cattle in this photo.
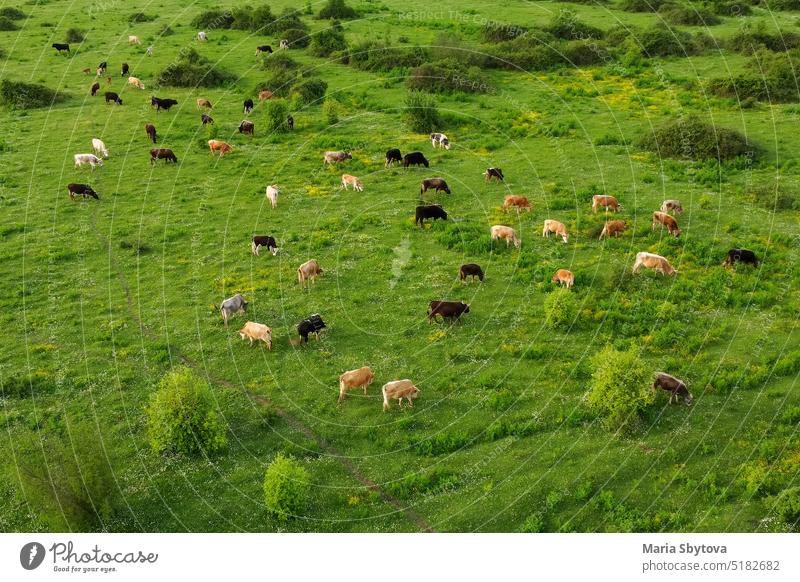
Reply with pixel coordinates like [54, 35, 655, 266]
[57, 36, 762, 413]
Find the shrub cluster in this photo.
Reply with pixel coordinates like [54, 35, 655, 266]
[481, 21, 529, 43]
[317, 0, 358, 20]
[727, 23, 800, 54]
[265, 99, 290, 130]
[128, 12, 156, 23]
[293, 78, 328, 105]
[544, 288, 579, 330]
[404, 90, 442, 133]
[0, 7, 26, 20]
[349, 40, 428, 72]
[545, 9, 603, 41]
[65, 28, 85, 43]
[637, 115, 755, 160]
[406, 59, 493, 94]
[708, 49, 800, 102]
[587, 345, 654, 432]
[659, 3, 721, 26]
[156, 48, 235, 87]
[0, 16, 18, 31]
[636, 22, 710, 57]
[618, 0, 671, 11]
[263, 453, 310, 520]
[0, 79, 61, 109]
[485, 34, 609, 71]
[309, 24, 347, 57]
[191, 6, 309, 35]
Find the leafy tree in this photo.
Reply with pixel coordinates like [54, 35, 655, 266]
[587, 346, 654, 432]
[310, 26, 347, 57]
[323, 97, 340, 125]
[404, 91, 441, 133]
[293, 78, 327, 105]
[65, 28, 85, 43]
[317, 0, 358, 20]
[265, 99, 290, 131]
[263, 453, 310, 520]
[544, 288, 578, 329]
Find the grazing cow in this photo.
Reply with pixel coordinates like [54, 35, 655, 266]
[652, 211, 681, 237]
[459, 263, 484, 282]
[208, 140, 233, 156]
[420, 178, 450, 195]
[197, 31, 207, 42]
[91, 138, 109, 159]
[287, 115, 294, 130]
[98, 61, 107, 75]
[382, 379, 420, 412]
[197, 98, 212, 110]
[653, 372, 693, 405]
[106, 76, 112, 85]
[483, 167, 504, 182]
[502, 195, 531, 212]
[82, 67, 91, 75]
[661, 199, 684, 215]
[258, 90, 274, 101]
[298, 259, 323, 287]
[428, 300, 470, 323]
[91, 82, 100, 96]
[52, 43, 70, 54]
[403, 151, 429, 168]
[151, 96, 178, 112]
[490, 225, 520, 248]
[338, 367, 374, 403]
[341, 174, 363, 192]
[266, 185, 279, 209]
[129, 35, 141, 45]
[145, 123, 157, 144]
[385, 148, 402, 167]
[430, 132, 450, 149]
[74, 154, 103, 170]
[599, 220, 627, 240]
[220, 293, 247, 326]
[67, 183, 98, 200]
[298, 314, 326, 343]
[104, 92, 122, 105]
[243, 98, 254, 114]
[542, 219, 569, 243]
[551, 269, 574, 289]
[256, 45, 273, 55]
[121, 62, 129, 77]
[238, 321, 272, 349]
[723, 248, 758, 267]
[632, 252, 677, 276]
[127, 76, 145, 90]
[146, 45, 154, 56]
[280, 39, 289, 49]
[150, 148, 178, 164]
[201, 114, 214, 125]
[415, 204, 448, 227]
[251, 235, 278, 256]
[592, 194, 622, 213]
[324, 151, 352, 164]
[238, 120, 254, 135]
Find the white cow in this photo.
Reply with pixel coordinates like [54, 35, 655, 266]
[430, 133, 450, 150]
[128, 35, 141, 45]
[146, 45, 154, 56]
[197, 31, 208, 41]
[74, 153, 103, 170]
[280, 39, 289, 49]
[91, 138, 108, 159]
[266, 185, 279, 209]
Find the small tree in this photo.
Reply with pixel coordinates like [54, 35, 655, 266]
[263, 453, 310, 520]
[323, 97, 340, 125]
[404, 91, 441, 133]
[318, 0, 358, 20]
[587, 346, 654, 432]
[65, 28, 85, 43]
[309, 27, 347, 57]
[544, 287, 578, 330]
[147, 367, 227, 455]
[293, 79, 327, 105]
[265, 99, 290, 131]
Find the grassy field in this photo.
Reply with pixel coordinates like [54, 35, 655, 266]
[1, 0, 800, 533]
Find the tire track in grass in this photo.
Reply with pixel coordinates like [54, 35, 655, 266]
[92, 215, 434, 533]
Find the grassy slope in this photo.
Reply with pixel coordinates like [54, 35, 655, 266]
[1, 0, 799, 532]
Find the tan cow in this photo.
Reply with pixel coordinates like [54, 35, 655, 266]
[238, 321, 272, 349]
[298, 259, 323, 287]
[324, 151, 352, 164]
[542, 219, 569, 243]
[208, 140, 233, 156]
[652, 211, 681, 237]
[660, 199, 684, 215]
[490, 225, 520, 248]
[338, 366, 374, 403]
[266, 185, 279, 209]
[128, 35, 141, 45]
[592, 194, 622, 213]
[382, 379, 420, 412]
[127, 76, 145, 90]
[258, 90, 274, 101]
[197, 98, 213, 109]
[599, 220, 627, 240]
[551, 269, 574, 288]
[632, 252, 677, 276]
[341, 174, 363, 192]
[502, 195, 532, 213]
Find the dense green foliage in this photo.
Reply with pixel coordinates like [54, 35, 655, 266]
[65, 27, 85, 43]
[637, 116, 755, 160]
[317, 0, 358, 20]
[263, 454, 310, 520]
[309, 25, 348, 57]
[0, 7, 26, 20]
[156, 48, 235, 87]
[0, 79, 60, 109]
[544, 288, 579, 330]
[404, 90, 441, 132]
[588, 346, 654, 432]
[0, 15, 19, 31]
[265, 98, 290, 130]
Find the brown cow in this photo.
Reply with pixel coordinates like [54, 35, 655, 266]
[551, 269, 574, 289]
[238, 321, 272, 349]
[258, 90, 274, 100]
[632, 252, 677, 276]
[502, 195, 532, 213]
[592, 195, 622, 213]
[341, 174, 363, 191]
[653, 372, 693, 405]
[382, 379, 420, 412]
[542, 219, 569, 243]
[197, 98, 213, 109]
[338, 366, 374, 403]
[652, 211, 681, 237]
[599, 220, 627, 240]
[298, 259, 323, 287]
[208, 140, 233, 156]
[145, 123, 157, 144]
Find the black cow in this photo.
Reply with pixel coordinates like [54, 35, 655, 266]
[67, 183, 98, 200]
[104, 92, 122, 105]
[421, 178, 450, 195]
[243, 98, 254, 114]
[251, 235, 278, 256]
[415, 204, 447, 227]
[723, 248, 758, 267]
[201, 114, 214, 125]
[298, 314, 326, 343]
[484, 167, 504, 182]
[428, 301, 470, 323]
[145, 123, 157, 144]
[653, 372, 693, 406]
[98, 61, 107, 74]
[151, 96, 178, 112]
[238, 120, 254, 135]
[459, 264, 484, 282]
[404, 151, 429, 168]
[385, 148, 402, 167]
[52, 43, 70, 54]
[150, 148, 178, 164]
[287, 115, 294, 130]
[90, 82, 100, 96]
[256, 45, 273, 55]
[121, 62, 129, 76]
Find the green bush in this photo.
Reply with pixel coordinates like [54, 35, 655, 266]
[481, 21, 529, 43]
[263, 52, 299, 72]
[637, 22, 707, 57]
[773, 487, 800, 527]
[128, 12, 155, 23]
[708, 0, 752, 15]
[0, 7, 25, 20]
[727, 23, 800, 54]
[0, 79, 60, 109]
[545, 9, 603, 40]
[318, 0, 358, 20]
[146, 367, 228, 456]
[263, 453, 310, 520]
[521, 511, 546, 532]
[404, 90, 441, 133]
[274, 8, 309, 33]
[0, 16, 19, 30]
[293, 78, 327, 105]
[349, 40, 428, 72]
[1, 370, 53, 397]
[310, 25, 347, 57]
[323, 97, 340, 125]
[191, 9, 234, 30]
[587, 345, 654, 432]
[65, 27, 85, 43]
[406, 59, 492, 94]
[265, 98, 290, 131]
[619, 0, 671, 11]
[544, 288, 578, 330]
[263, 69, 299, 96]
[659, 3, 721, 26]
[282, 27, 311, 48]
[709, 49, 800, 102]
[637, 115, 755, 161]
[156, 48, 235, 87]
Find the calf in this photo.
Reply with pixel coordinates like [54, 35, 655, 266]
[91, 138, 108, 158]
[52, 43, 70, 54]
[430, 132, 450, 149]
[256, 45, 273, 55]
[298, 259, 323, 287]
[74, 154, 103, 170]
[653, 372, 693, 405]
[208, 140, 233, 156]
[382, 379, 420, 412]
[599, 220, 627, 240]
[660, 199, 684, 215]
[197, 98, 212, 110]
[128, 76, 145, 90]
[258, 90, 274, 101]
[201, 114, 214, 125]
[121, 62, 129, 76]
[551, 269, 574, 289]
[652, 211, 681, 237]
[502, 195, 531, 212]
[592, 194, 622, 213]
[151, 96, 178, 112]
[459, 263, 484, 282]
[280, 39, 289, 50]
[483, 167, 504, 182]
[415, 204, 447, 227]
[150, 148, 178, 164]
[542, 219, 569, 243]
[490, 225, 520, 248]
[238, 321, 272, 349]
[97, 61, 107, 75]
[298, 314, 326, 343]
[145, 123, 157, 144]
[404, 151, 429, 168]
[82, 68, 91, 75]
[129, 35, 141, 45]
[146, 46, 154, 56]
[238, 120, 254, 135]
[420, 178, 450, 195]
[266, 185, 279, 209]
[338, 367, 374, 403]
[341, 174, 363, 192]
[287, 115, 294, 130]
[632, 252, 676, 276]
[220, 294, 248, 326]
[385, 148, 402, 167]
[723, 248, 758, 267]
[251, 235, 278, 256]
[243, 98, 254, 114]
[197, 31, 208, 42]
[67, 183, 98, 200]
[428, 300, 470, 323]
[104, 92, 122, 105]
[324, 150, 352, 164]
[91, 82, 100, 96]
